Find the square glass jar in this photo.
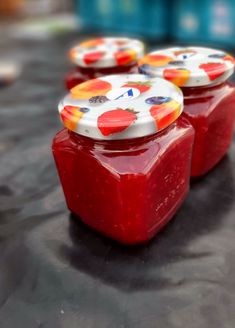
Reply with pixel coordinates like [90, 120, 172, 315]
[139, 47, 235, 177]
[53, 74, 194, 244]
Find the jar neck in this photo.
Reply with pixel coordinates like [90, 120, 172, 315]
[69, 123, 173, 151]
[181, 80, 231, 98]
[74, 62, 138, 75]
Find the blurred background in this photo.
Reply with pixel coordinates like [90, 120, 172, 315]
[76, 0, 235, 46]
[1, 0, 235, 87]
[1, 0, 235, 44]
[1, 3, 235, 327]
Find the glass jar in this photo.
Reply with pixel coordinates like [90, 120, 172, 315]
[65, 37, 144, 90]
[139, 47, 235, 177]
[53, 74, 194, 244]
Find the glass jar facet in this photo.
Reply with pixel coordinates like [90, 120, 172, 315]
[52, 117, 194, 244]
[182, 81, 235, 176]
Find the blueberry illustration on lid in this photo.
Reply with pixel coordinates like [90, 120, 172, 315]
[138, 64, 151, 74]
[177, 52, 196, 60]
[145, 96, 171, 105]
[80, 107, 90, 113]
[208, 53, 226, 59]
[168, 60, 185, 66]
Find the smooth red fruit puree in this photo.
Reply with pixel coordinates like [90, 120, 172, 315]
[182, 81, 235, 177]
[65, 63, 138, 90]
[52, 117, 194, 244]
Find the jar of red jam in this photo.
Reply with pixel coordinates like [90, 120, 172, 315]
[65, 37, 144, 90]
[53, 74, 194, 244]
[139, 47, 235, 177]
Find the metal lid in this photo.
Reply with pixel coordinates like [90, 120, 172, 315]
[69, 37, 144, 68]
[58, 74, 183, 140]
[139, 47, 234, 87]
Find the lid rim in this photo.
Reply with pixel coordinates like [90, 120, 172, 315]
[141, 69, 234, 87]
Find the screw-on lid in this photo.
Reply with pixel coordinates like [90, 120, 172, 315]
[139, 47, 235, 87]
[58, 74, 183, 140]
[69, 37, 144, 68]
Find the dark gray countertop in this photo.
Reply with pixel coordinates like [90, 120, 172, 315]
[0, 33, 235, 328]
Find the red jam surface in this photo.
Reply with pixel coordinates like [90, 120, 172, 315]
[65, 62, 138, 90]
[182, 81, 235, 177]
[52, 117, 194, 244]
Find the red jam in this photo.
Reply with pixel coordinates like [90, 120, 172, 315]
[182, 82, 235, 177]
[52, 74, 194, 244]
[66, 37, 144, 90]
[138, 46, 235, 177]
[52, 118, 194, 244]
[65, 62, 138, 90]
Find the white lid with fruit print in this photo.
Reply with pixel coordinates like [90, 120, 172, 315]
[69, 37, 144, 68]
[139, 47, 234, 87]
[58, 74, 183, 140]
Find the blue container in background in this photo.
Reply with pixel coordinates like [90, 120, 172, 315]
[171, 0, 202, 41]
[76, 0, 169, 39]
[77, 0, 115, 30]
[172, 0, 235, 46]
[205, 0, 235, 45]
[114, 0, 143, 35]
[140, 0, 168, 38]
[76, 0, 235, 46]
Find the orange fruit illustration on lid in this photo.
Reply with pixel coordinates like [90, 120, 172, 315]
[70, 79, 112, 99]
[174, 49, 197, 57]
[69, 48, 78, 61]
[114, 49, 137, 65]
[79, 38, 104, 49]
[139, 54, 173, 67]
[163, 68, 190, 86]
[223, 54, 235, 64]
[114, 39, 128, 46]
[148, 97, 181, 130]
[60, 106, 90, 131]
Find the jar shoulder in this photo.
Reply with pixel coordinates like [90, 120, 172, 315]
[52, 118, 194, 175]
[182, 82, 235, 117]
[53, 118, 193, 155]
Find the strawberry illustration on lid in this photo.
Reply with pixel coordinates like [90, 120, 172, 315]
[58, 74, 183, 140]
[139, 47, 234, 87]
[69, 37, 144, 68]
